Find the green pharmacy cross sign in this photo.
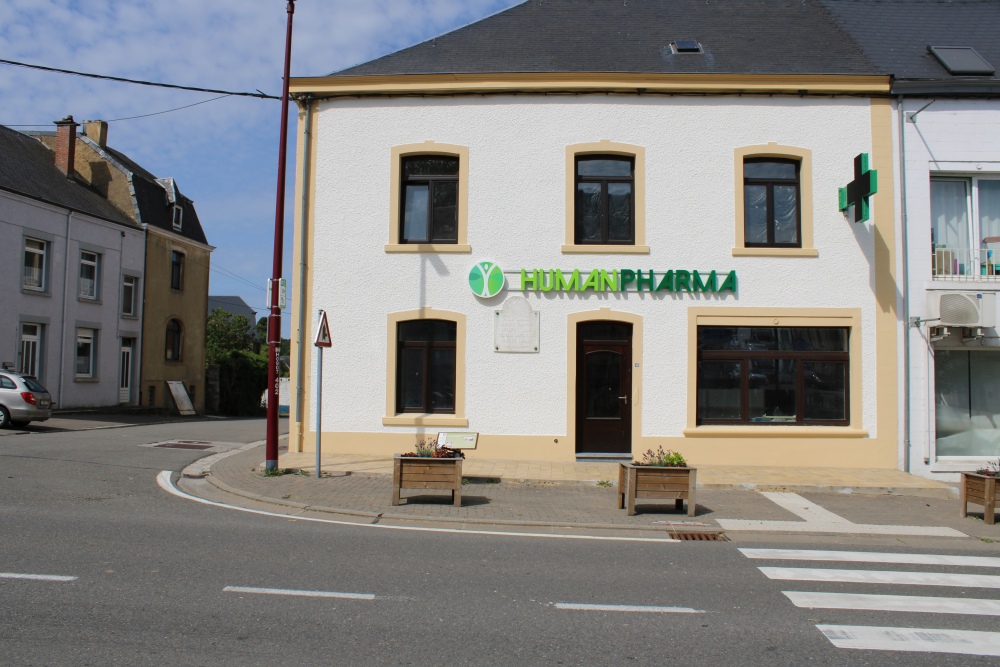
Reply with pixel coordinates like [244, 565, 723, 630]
[839, 153, 878, 223]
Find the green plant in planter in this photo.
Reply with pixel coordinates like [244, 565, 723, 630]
[634, 446, 687, 467]
[976, 458, 1000, 477]
[401, 438, 465, 459]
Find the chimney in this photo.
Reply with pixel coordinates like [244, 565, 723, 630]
[83, 119, 108, 148]
[53, 115, 79, 177]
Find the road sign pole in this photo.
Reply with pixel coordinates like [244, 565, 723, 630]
[315, 342, 322, 479]
[313, 309, 331, 479]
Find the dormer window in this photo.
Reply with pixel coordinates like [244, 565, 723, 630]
[172, 204, 183, 231]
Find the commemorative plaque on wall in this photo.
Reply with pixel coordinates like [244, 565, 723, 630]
[494, 296, 539, 353]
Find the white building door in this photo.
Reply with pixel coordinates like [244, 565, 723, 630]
[119, 340, 133, 404]
[19, 324, 39, 377]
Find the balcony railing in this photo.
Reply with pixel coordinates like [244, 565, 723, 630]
[932, 247, 1000, 281]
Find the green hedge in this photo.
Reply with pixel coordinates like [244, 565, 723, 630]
[216, 349, 268, 416]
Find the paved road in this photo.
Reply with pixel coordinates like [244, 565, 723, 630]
[2, 420, 998, 665]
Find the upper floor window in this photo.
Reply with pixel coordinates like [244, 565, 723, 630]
[165, 319, 183, 361]
[743, 158, 801, 248]
[931, 176, 1000, 278]
[79, 250, 100, 300]
[172, 204, 183, 231]
[396, 319, 456, 414]
[400, 156, 459, 244]
[574, 155, 635, 245]
[122, 276, 138, 316]
[23, 238, 47, 291]
[170, 251, 184, 290]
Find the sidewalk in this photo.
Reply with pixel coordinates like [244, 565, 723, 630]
[187, 444, 1000, 543]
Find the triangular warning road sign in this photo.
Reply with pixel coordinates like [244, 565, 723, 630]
[314, 311, 332, 348]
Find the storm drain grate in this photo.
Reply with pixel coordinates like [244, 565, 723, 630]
[154, 442, 213, 450]
[669, 531, 728, 541]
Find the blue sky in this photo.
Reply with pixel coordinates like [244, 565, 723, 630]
[0, 0, 521, 335]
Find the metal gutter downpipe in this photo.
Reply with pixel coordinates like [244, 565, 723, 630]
[294, 97, 312, 428]
[897, 95, 912, 472]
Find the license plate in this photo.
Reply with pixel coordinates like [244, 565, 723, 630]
[39, 399, 50, 408]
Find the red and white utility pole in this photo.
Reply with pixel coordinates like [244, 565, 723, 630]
[265, 0, 296, 472]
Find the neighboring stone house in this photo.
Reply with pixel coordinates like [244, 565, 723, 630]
[0, 120, 145, 409]
[828, 0, 1000, 480]
[286, 0, 900, 469]
[36, 119, 213, 414]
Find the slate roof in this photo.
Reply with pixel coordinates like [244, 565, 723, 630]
[821, 0, 1000, 92]
[332, 0, 876, 77]
[100, 144, 210, 245]
[208, 296, 257, 322]
[0, 124, 137, 227]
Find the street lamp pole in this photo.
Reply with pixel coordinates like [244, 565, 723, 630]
[265, 0, 296, 472]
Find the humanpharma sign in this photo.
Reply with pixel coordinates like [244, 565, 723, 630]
[518, 268, 737, 294]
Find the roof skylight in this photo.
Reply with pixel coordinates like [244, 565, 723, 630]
[671, 40, 703, 54]
[928, 46, 995, 76]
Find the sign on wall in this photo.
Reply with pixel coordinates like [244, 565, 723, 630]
[495, 296, 540, 353]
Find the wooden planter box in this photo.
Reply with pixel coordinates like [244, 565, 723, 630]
[392, 456, 463, 507]
[617, 463, 697, 517]
[960, 472, 997, 525]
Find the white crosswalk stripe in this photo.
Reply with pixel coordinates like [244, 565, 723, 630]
[742, 548, 1000, 657]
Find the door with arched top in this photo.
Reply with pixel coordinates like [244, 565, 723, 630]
[576, 321, 632, 455]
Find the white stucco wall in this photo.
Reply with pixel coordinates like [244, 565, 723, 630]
[1, 189, 144, 409]
[900, 98, 1000, 479]
[308, 94, 882, 458]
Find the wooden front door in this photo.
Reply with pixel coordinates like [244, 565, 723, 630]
[576, 321, 632, 455]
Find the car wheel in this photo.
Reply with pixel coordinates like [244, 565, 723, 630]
[10, 420, 30, 428]
[0, 406, 9, 429]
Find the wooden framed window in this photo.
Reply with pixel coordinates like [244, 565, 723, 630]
[400, 156, 459, 244]
[396, 319, 456, 414]
[165, 319, 183, 361]
[170, 251, 184, 290]
[743, 158, 801, 247]
[574, 155, 635, 245]
[697, 326, 849, 426]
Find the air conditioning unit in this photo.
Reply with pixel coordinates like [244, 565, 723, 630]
[926, 291, 997, 327]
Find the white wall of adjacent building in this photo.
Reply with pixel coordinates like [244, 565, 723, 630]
[900, 97, 1000, 479]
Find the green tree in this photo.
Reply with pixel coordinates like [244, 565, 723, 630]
[207, 308, 256, 363]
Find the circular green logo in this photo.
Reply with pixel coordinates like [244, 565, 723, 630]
[469, 261, 505, 298]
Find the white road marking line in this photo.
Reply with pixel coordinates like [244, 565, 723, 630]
[157, 471, 679, 543]
[717, 518, 965, 536]
[554, 603, 705, 614]
[818, 625, 1000, 657]
[740, 548, 1000, 568]
[784, 591, 1000, 616]
[759, 567, 1000, 589]
[0, 572, 76, 582]
[718, 493, 966, 536]
[760, 492, 853, 524]
[223, 586, 375, 600]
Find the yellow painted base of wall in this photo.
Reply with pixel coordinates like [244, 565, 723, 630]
[297, 428, 897, 469]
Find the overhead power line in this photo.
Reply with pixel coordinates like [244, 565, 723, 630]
[0, 58, 279, 99]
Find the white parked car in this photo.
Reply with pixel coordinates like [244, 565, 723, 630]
[0, 372, 53, 428]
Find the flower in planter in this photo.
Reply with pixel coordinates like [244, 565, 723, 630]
[633, 446, 686, 467]
[401, 438, 465, 459]
[975, 458, 1000, 477]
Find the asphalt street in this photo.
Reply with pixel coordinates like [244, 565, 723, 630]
[2, 419, 998, 665]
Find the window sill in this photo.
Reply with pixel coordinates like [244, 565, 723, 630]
[731, 247, 818, 258]
[77, 297, 103, 305]
[383, 414, 469, 427]
[561, 244, 650, 254]
[74, 376, 99, 383]
[683, 425, 868, 438]
[21, 288, 51, 297]
[384, 244, 472, 253]
[121, 314, 139, 320]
